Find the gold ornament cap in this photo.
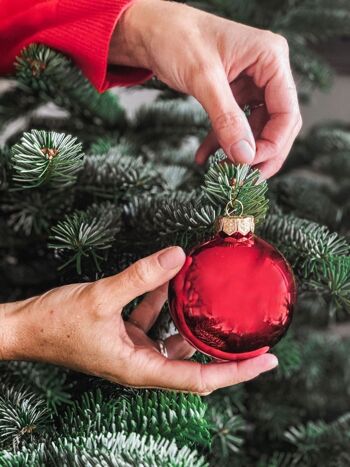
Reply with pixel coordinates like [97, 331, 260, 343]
[216, 215, 255, 236]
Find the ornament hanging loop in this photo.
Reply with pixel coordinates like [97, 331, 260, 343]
[225, 198, 244, 217]
[219, 194, 255, 236]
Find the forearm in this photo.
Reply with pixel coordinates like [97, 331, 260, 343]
[0, 297, 36, 361]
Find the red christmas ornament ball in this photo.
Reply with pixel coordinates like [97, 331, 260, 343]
[168, 223, 296, 361]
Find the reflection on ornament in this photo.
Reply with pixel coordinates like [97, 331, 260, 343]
[169, 222, 296, 361]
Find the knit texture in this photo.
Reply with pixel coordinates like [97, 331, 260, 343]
[0, 0, 152, 90]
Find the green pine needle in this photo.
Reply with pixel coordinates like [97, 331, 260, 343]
[0, 363, 73, 412]
[49, 202, 122, 274]
[15, 44, 125, 127]
[204, 152, 269, 224]
[48, 432, 208, 467]
[11, 130, 83, 190]
[0, 385, 51, 450]
[62, 389, 211, 448]
[261, 213, 349, 276]
[209, 407, 246, 459]
[80, 149, 164, 200]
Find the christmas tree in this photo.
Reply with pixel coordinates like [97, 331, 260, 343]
[1, 0, 350, 465]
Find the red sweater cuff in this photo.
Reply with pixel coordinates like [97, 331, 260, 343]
[40, 0, 152, 91]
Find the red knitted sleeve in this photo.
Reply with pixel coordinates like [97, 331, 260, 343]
[0, 0, 152, 91]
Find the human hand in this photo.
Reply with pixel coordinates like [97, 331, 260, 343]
[109, 0, 302, 179]
[0, 247, 277, 394]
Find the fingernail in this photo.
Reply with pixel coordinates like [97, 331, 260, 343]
[257, 354, 278, 373]
[158, 246, 186, 270]
[230, 140, 255, 164]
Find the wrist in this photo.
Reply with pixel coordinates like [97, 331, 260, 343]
[0, 298, 35, 361]
[109, 0, 155, 70]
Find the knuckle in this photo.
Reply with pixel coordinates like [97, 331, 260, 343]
[214, 111, 244, 131]
[275, 33, 289, 52]
[130, 259, 151, 288]
[195, 365, 214, 395]
[83, 282, 106, 318]
[264, 31, 289, 56]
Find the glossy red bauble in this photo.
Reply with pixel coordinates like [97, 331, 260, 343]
[168, 232, 296, 360]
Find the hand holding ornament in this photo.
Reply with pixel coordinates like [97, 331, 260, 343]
[0, 247, 277, 394]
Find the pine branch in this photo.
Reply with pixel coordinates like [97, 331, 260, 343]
[157, 165, 192, 190]
[261, 213, 349, 277]
[308, 125, 350, 153]
[0, 146, 11, 192]
[314, 151, 350, 182]
[124, 193, 219, 249]
[49, 202, 122, 274]
[284, 413, 350, 466]
[271, 334, 303, 379]
[0, 83, 39, 130]
[274, 6, 350, 42]
[15, 44, 125, 127]
[2, 190, 72, 236]
[204, 152, 269, 225]
[11, 130, 84, 190]
[48, 432, 208, 467]
[79, 148, 164, 200]
[209, 407, 246, 460]
[117, 391, 211, 448]
[130, 100, 209, 148]
[0, 431, 208, 467]
[309, 255, 350, 316]
[0, 385, 51, 450]
[0, 447, 44, 467]
[0, 362, 73, 412]
[62, 389, 211, 448]
[145, 145, 198, 168]
[286, 36, 333, 89]
[270, 175, 340, 229]
[256, 451, 296, 467]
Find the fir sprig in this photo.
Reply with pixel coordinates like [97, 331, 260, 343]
[209, 407, 246, 459]
[284, 413, 350, 466]
[62, 389, 211, 448]
[48, 432, 208, 467]
[2, 190, 72, 236]
[272, 334, 303, 379]
[204, 152, 269, 224]
[11, 130, 83, 189]
[261, 213, 350, 276]
[131, 100, 209, 148]
[49, 202, 122, 273]
[15, 44, 125, 127]
[0, 385, 51, 450]
[310, 255, 350, 316]
[0, 363, 73, 412]
[80, 149, 164, 200]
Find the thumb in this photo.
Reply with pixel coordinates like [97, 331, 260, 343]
[100, 246, 186, 308]
[195, 68, 255, 164]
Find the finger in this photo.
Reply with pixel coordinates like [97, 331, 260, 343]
[164, 334, 196, 360]
[195, 130, 219, 165]
[129, 285, 167, 332]
[193, 66, 256, 164]
[134, 353, 278, 393]
[98, 246, 186, 310]
[255, 124, 299, 179]
[255, 68, 302, 167]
